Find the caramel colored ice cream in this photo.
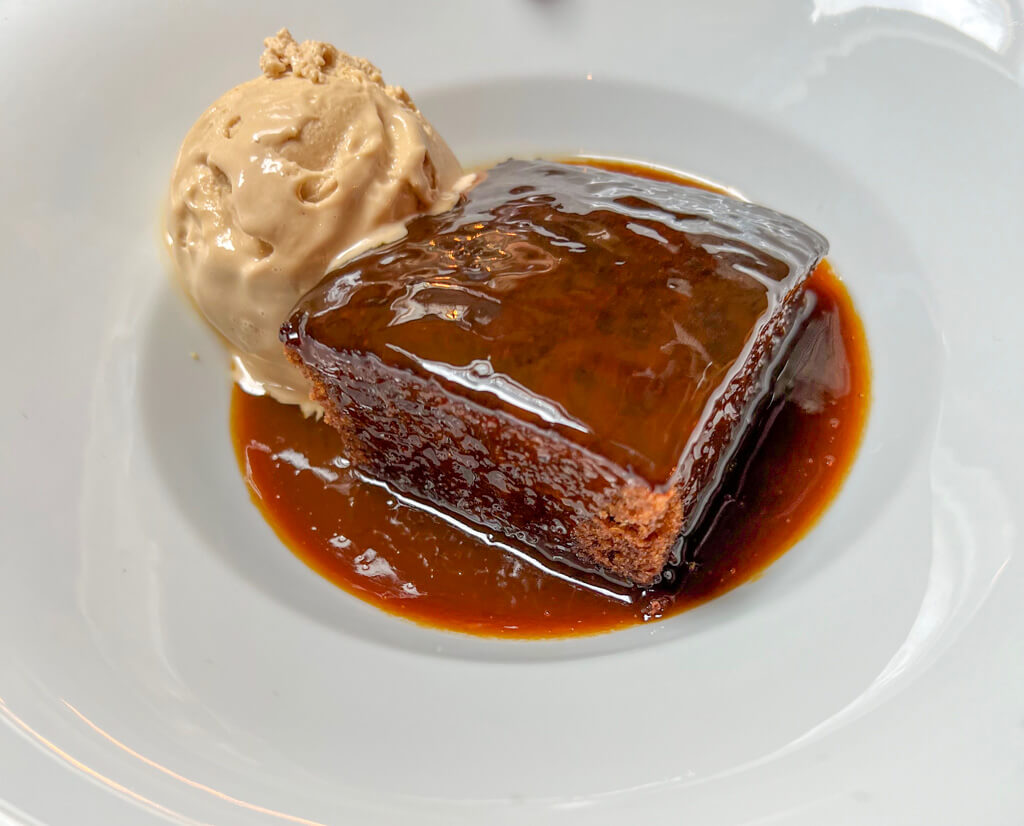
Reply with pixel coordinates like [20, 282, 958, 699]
[166, 29, 465, 410]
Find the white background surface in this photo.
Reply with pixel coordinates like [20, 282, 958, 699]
[1, 1, 1022, 823]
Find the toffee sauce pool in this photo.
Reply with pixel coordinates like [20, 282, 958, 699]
[230, 159, 870, 637]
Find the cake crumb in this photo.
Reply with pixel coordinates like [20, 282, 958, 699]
[260, 28, 389, 89]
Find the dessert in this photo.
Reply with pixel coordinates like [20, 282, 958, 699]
[165, 29, 465, 411]
[281, 160, 828, 586]
[165, 31, 870, 635]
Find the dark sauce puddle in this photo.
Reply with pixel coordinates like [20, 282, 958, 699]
[231, 159, 870, 637]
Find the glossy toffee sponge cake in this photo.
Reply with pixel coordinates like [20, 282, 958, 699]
[282, 160, 827, 586]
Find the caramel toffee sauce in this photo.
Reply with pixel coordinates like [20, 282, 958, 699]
[231, 159, 870, 637]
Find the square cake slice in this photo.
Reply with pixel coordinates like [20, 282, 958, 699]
[281, 160, 827, 586]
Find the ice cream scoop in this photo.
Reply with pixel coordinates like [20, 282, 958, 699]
[165, 29, 465, 411]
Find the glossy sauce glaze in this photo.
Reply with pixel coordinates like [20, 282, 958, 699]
[231, 160, 870, 637]
[284, 158, 825, 485]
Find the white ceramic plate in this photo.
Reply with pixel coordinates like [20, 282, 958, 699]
[2, 1, 1022, 823]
